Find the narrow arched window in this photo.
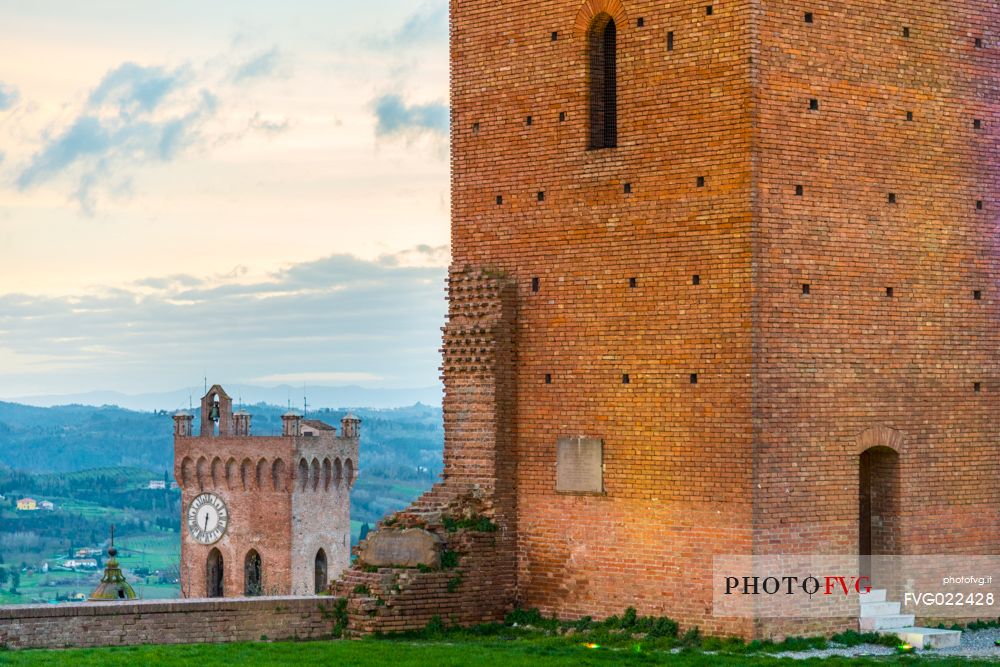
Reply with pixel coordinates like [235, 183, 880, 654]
[240, 458, 252, 491]
[256, 458, 268, 490]
[206, 548, 224, 598]
[272, 458, 286, 491]
[589, 15, 617, 149]
[314, 549, 328, 594]
[298, 458, 309, 491]
[244, 549, 262, 596]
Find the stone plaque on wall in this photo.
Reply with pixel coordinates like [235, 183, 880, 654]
[556, 436, 603, 493]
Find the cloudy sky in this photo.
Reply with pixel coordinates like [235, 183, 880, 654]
[0, 0, 451, 399]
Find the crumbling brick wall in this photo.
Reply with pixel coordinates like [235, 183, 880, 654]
[331, 269, 519, 633]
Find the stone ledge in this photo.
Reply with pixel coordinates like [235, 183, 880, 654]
[0, 595, 335, 620]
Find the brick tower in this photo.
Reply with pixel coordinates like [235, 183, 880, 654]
[174, 385, 359, 597]
[336, 0, 997, 637]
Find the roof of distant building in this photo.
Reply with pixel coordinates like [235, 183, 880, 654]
[302, 419, 335, 431]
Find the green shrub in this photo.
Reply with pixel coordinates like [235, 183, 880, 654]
[830, 630, 899, 648]
[323, 597, 349, 638]
[649, 617, 679, 638]
[441, 550, 460, 568]
[425, 615, 446, 638]
[681, 626, 701, 646]
[353, 584, 371, 595]
[442, 514, 499, 533]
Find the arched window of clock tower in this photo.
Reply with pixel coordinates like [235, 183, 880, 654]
[255, 458, 268, 490]
[298, 458, 309, 490]
[272, 458, 286, 491]
[314, 548, 328, 594]
[206, 548, 224, 598]
[244, 549, 263, 596]
[311, 458, 320, 491]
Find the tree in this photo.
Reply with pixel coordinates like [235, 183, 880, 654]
[10, 569, 20, 593]
[359, 522, 371, 541]
[0, 567, 8, 585]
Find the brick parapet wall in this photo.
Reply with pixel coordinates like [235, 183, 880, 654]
[0, 596, 341, 650]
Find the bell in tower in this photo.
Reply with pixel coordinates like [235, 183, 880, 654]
[199, 384, 234, 437]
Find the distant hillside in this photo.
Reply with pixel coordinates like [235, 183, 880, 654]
[8, 384, 442, 412]
[0, 402, 170, 473]
[0, 401, 443, 478]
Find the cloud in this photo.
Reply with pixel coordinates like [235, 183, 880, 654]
[0, 82, 21, 111]
[250, 372, 382, 384]
[378, 244, 448, 267]
[0, 82, 19, 110]
[376, 1, 447, 47]
[88, 62, 188, 116]
[249, 111, 290, 135]
[133, 274, 204, 290]
[231, 48, 282, 83]
[16, 63, 217, 213]
[372, 94, 448, 138]
[0, 249, 448, 395]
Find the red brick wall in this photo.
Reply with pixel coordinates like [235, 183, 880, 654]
[0, 597, 341, 650]
[448, 0, 997, 639]
[752, 0, 999, 565]
[175, 436, 296, 597]
[450, 0, 755, 634]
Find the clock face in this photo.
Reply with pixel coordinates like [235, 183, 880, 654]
[186, 493, 229, 545]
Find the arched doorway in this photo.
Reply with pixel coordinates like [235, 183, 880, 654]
[244, 549, 262, 596]
[314, 548, 328, 594]
[206, 548, 224, 597]
[859, 446, 900, 581]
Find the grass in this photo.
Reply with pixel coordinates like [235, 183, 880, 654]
[34, 497, 118, 520]
[2, 606, 998, 665]
[115, 533, 179, 572]
[0, 637, 997, 666]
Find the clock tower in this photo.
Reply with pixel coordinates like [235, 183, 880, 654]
[173, 385, 360, 598]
